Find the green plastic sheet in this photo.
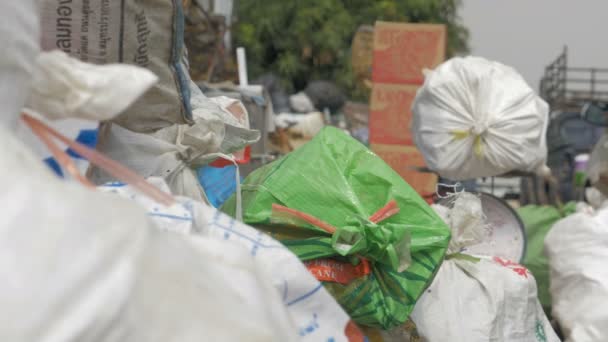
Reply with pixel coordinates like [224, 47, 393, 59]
[518, 202, 576, 316]
[223, 127, 451, 329]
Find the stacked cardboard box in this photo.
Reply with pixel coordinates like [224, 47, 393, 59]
[370, 22, 446, 200]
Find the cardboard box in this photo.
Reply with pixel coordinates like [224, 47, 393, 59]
[369, 83, 418, 145]
[372, 22, 446, 85]
[371, 143, 437, 198]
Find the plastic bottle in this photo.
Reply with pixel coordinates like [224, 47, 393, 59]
[574, 154, 590, 201]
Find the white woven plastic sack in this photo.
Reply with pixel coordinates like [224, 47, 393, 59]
[0, 126, 298, 341]
[0, 1, 40, 128]
[130, 232, 299, 342]
[411, 193, 559, 342]
[0, 122, 147, 341]
[40, 0, 193, 132]
[432, 193, 486, 254]
[17, 49, 157, 179]
[412, 56, 549, 180]
[545, 207, 608, 342]
[98, 178, 355, 342]
[411, 255, 559, 342]
[89, 81, 259, 202]
[2, 3, 295, 338]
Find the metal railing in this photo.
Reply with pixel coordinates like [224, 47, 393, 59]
[540, 46, 608, 110]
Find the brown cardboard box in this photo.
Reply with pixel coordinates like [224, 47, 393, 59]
[371, 143, 437, 199]
[372, 22, 446, 85]
[369, 83, 418, 145]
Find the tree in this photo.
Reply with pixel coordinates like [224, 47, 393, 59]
[234, 0, 469, 99]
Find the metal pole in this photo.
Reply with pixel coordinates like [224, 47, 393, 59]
[562, 50, 567, 103]
[591, 68, 596, 99]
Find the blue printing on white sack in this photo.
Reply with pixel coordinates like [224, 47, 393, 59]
[99, 179, 354, 342]
[43, 128, 98, 177]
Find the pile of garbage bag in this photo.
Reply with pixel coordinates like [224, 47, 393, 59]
[1, 0, 579, 341]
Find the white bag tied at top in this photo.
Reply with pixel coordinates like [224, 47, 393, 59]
[410, 193, 559, 342]
[89, 80, 260, 202]
[412, 56, 549, 180]
[545, 207, 608, 342]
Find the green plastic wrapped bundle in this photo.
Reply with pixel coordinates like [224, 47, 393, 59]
[517, 202, 577, 316]
[223, 127, 451, 329]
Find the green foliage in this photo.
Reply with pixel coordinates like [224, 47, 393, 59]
[234, 0, 469, 98]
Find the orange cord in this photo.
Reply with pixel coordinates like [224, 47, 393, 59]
[22, 113, 175, 206]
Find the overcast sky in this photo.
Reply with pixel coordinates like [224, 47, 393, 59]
[460, 0, 608, 92]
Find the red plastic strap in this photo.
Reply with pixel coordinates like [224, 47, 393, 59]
[344, 320, 366, 342]
[368, 200, 400, 223]
[209, 145, 251, 167]
[272, 203, 338, 234]
[24, 115, 94, 188]
[273, 200, 399, 284]
[272, 199, 400, 235]
[305, 259, 372, 285]
[21, 113, 175, 207]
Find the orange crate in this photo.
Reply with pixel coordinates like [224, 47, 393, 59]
[369, 83, 418, 145]
[372, 22, 446, 85]
[371, 143, 436, 200]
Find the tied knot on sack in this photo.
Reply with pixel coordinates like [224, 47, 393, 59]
[169, 131, 244, 221]
[452, 121, 489, 158]
[165, 98, 257, 220]
[271, 200, 412, 272]
[471, 122, 487, 136]
[432, 192, 487, 255]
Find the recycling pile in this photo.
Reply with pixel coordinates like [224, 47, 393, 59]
[0, 1, 570, 341]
